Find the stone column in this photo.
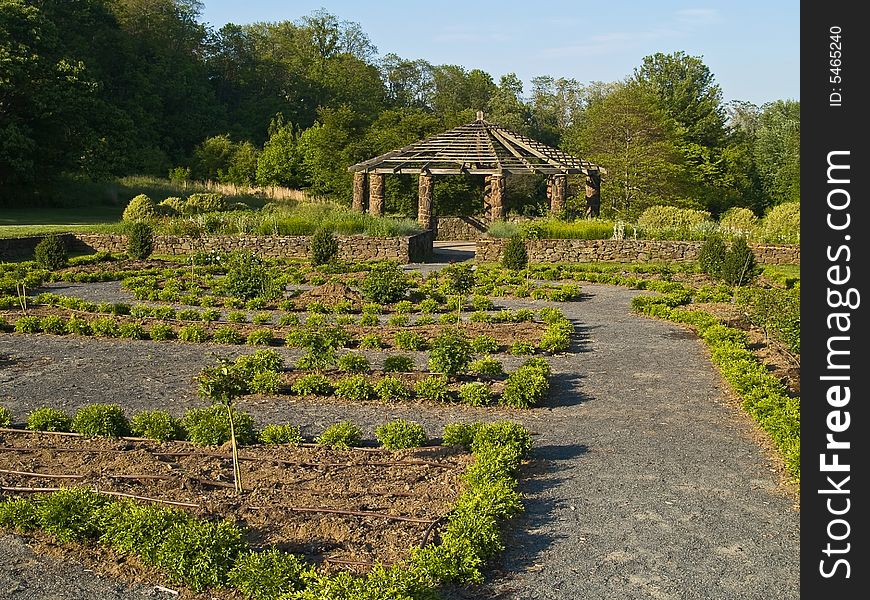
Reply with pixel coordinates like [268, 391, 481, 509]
[549, 174, 567, 215]
[487, 174, 505, 220]
[368, 173, 385, 216]
[352, 172, 366, 213]
[417, 174, 434, 229]
[584, 171, 601, 218]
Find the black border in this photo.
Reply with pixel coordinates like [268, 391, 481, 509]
[801, 2, 868, 596]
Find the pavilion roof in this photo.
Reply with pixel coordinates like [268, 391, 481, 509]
[348, 113, 605, 177]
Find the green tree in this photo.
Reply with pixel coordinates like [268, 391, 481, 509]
[256, 118, 308, 188]
[753, 100, 800, 207]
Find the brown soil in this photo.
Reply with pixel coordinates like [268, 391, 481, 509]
[294, 282, 364, 309]
[687, 302, 800, 395]
[0, 430, 471, 573]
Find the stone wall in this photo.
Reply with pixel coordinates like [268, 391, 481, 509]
[2, 231, 433, 263]
[432, 216, 489, 241]
[476, 237, 800, 265]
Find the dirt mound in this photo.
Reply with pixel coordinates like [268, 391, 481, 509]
[295, 282, 363, 308]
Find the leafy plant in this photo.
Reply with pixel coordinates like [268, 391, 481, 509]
[27, 407, 72, 432]
[721, 236, 760, 285]
[501, 235, 528, 270]
[414, 375, 452, 403]
[148, 323, 175, 340]
[383, 355, 415, 372]
[337, 353, 371, 373]
[316, 421, 363, 449]
[259, 424, 303, 446]
[130, 410, 184, 441]
[471, 334, 499, 354]
[181, 404, 256, 446]
[127, 221, 154, 259]
[290, 374, 333, 396]
[39, 315, 66, 334]
[375, 419, 427, 450]
[178, 324, 208, 342]
[35, 487, 109, 542]
[246, 328, 274, 346]
[122, 194, 157, 221]
[441, 421, 485, 449]
[310, 226, 339, 265]
[509, 341, 536, 356]
[223, 252, 278, 300]
[249, 370, 282, 394]
[358, 334, 383, 349]
[334, 375, 376, 401]
[0, 405, 12, 427]
[154, 518, 244, 591]
[14, 316, 41, 333]
[428, 329, 472, 376]
[501, 359, 550, 408]
[228, 549, 316, 600]
[71, 404, 131, 437]
[393, 330, 426, 351]
[375, 376, 412, 403]
[469, 356, 503, 376]
[213, 326, 244, 344]
[698, 235, 727, 279]
[458, 382, 493, 406]
[360, 262, 409, 303]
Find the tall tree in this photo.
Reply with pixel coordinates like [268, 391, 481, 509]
[753, 100, 800, 207]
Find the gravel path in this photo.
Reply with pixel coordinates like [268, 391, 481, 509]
[0, 282, 799, 599]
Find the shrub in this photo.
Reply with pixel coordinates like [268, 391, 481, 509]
[201, 308, 222, 322]
[721, 237, 760, 286]
[233, 349, 284, 380]
[698, 235, 727, 279]
[417, 298, 439, 314]
[636, 205, 712, 238]
[0, 405, 11, 427]
[27, 407, 72, 432]
[334, 375, 376, 401]
[375, 376, 412, 403]
[360, 262, 409, 303]
[66, 316, 92, 336]
[0, 497, 39, 532]
[442, 422, 484, 449]
[158, 196, 187, 215]
[501, 359, 550, 408]
[155, 518, 244, 591]
[458, 382, 493, 406]
[98, 499, 189, 564]
[393, 330, 426, 351]
[178, 324, 208, 342]
[259, 424, 303, 446]
[35, 487, 109, 542]
[428, 329, 472, 376]
[130, 410, 183, 441]
[246, 328, 274, 346]
[118, 321, 147, 340]
[358, 313, 378, 326]
[127, 222, 154, 260]
[387, 313, 409, 326]
[509, 341, 536, 356]
[249, 370, 282, 394]
[539, 320, 574, 353]
[470, 295, 494, 311]
[471, 335, 499, 354]
[358, 334, 383, 349]
[376, 419, 427, 450]
[337, 353, 371, 373]
[181, 404, 256, 446]
[39, 315, 66, 334]
[472, 421, 533, 457]
[184, 192, 226, 214]
[290, 374, 332, 396]
[213, 326, 244, 345]
[223, 252, 276, 300]
[394, 300, 414, 313]
[34, 234, 68, 270]
[14, 316, 40, 333]
[71, 403, 131, 437]
[469, 356, 503, 376]
[228, 549, 316, 600]
[383, 355, 415, 372]
[414, 375, 452, 403]
[501, 235, 528, 270]
[719, 207, 758, 238]
[316, 421, 362, 449]
[148, 323, 175, 340]
[310, 226, 339, 265]
[759, 202, 800, 243]
[122, 194, 157, 221]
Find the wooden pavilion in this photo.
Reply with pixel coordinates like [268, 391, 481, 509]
[347, 112, 606, 228]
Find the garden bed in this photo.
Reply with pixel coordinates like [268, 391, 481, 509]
[0, 429, 470, 571]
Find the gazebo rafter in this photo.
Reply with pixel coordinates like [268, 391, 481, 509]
[348, 112, 605, 226]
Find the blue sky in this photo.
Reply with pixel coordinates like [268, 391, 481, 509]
[199, 1, 799, 106]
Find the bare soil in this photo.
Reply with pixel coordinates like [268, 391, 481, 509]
[0, 429, 470, 572]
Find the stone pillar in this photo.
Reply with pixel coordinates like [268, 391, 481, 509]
[487, 174, 505, 220]
[352, 172, 366, 213]
[584, 171, 601, 218]
[417, 174, 434, 229]
[368, 173, 385, 216]
[549, 174, 567, 215]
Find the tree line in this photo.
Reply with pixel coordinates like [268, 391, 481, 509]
[1, 0, 799, 219]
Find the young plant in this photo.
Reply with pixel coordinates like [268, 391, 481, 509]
[458, 382, 493, 407]
[71, 404, 131, 438]
[469, 356, 504, 376]
[337, 352, 371, 373]
[27, 407, 72, 432]
[442, 263, 475, 324]
[290, 374, 333, 396]
[375, 376, 412, 403]
[375, 419, 427, 450]
[428, 329, 472, 376]
[259, 424, 303, 446]
[414, 375, 452, 403]
[130, 410, 184, 441]
[315, 421, 362, 449]
[334, 375, 376, 402]
[383, 355, 415, 373]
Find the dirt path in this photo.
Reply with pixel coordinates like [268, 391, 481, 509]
[0, 283, 799, 599]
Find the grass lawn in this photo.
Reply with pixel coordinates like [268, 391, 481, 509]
[0, 206, 124, 237]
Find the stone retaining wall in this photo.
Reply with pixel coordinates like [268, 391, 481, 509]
[1, 231, 433, 263]
[432, 216, 490, 241]
[476, 238, 800, 265]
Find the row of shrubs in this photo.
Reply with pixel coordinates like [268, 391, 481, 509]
[0, 420, 531, 598]
[631, 301, 800, 481]
[486, 203, 800, 244]
[2, 312, 564, 358]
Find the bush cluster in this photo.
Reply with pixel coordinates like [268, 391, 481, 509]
[315, 421, 362, 449]
[34, 234, 69, 270]
[360, 262, 409, 303]
[501, 358, 551, 408]
[375, 419, 427, 450]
